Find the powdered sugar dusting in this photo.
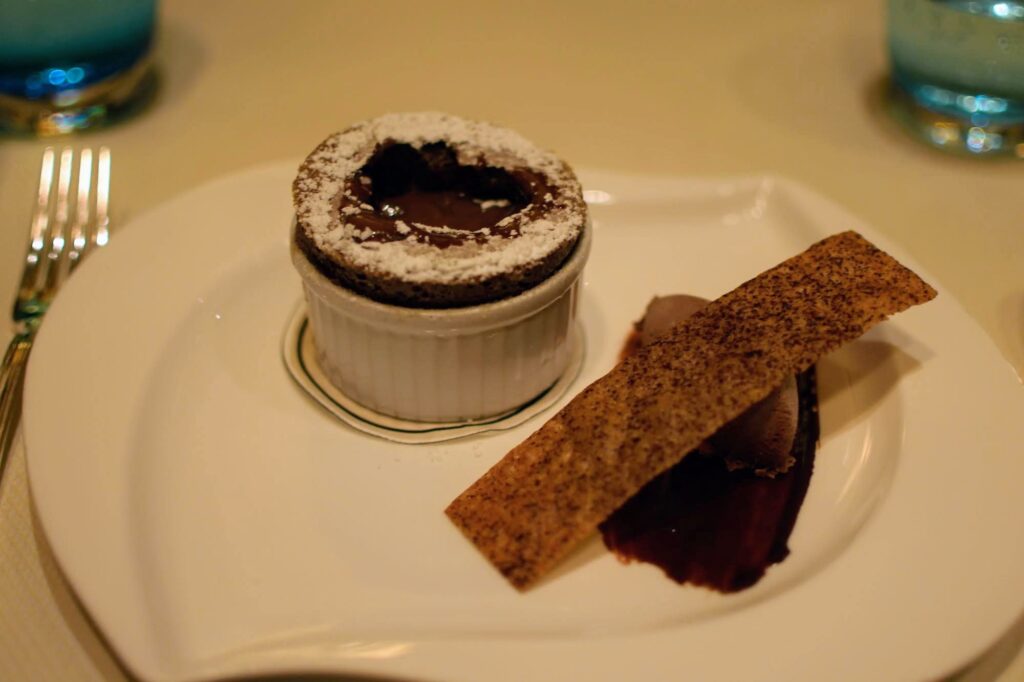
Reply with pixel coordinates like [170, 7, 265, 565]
[293, 112, 585, 289]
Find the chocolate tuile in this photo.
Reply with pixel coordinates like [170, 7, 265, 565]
[445, 231, 937, 589]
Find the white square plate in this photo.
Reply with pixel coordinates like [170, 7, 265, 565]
[24, 164, 1024, 682]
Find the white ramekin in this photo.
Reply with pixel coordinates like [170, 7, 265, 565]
[290, 222, 591, 423]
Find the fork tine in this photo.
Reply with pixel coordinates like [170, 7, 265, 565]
[94, 146, 111, 248]
[67, 149, 93, 273]
[42, 148, 74, 297]
[16, 148, 55, 303]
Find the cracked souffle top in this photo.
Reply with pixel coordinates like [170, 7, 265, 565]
[292, 112, 587, 308]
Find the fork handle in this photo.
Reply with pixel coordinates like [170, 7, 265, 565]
[0, 332, 34, 484]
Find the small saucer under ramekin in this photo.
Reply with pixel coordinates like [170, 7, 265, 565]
[289, 221, 591, 423]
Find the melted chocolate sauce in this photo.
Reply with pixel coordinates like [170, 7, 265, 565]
[341, 141, 553, 248]
[380, 189, 518, 231]
[599, 360, 819, 593]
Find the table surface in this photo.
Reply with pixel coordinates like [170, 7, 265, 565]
[1, 1, 1022, 680]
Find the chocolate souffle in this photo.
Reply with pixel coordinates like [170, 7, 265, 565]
[292, 112, 587, 308]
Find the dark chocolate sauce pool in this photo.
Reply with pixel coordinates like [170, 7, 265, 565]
[601, 330, 819, 593]
[342, 141, 552, 248]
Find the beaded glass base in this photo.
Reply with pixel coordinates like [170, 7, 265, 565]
[0, 55, 155, 136]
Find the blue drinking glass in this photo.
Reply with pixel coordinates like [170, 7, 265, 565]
[0, 0, 157, 135]
[887, 0, 1024, 157]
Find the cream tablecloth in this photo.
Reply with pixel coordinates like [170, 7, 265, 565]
[1, 1, 1021, 679]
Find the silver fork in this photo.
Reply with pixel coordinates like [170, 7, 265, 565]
[0, 147, 111, 482]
